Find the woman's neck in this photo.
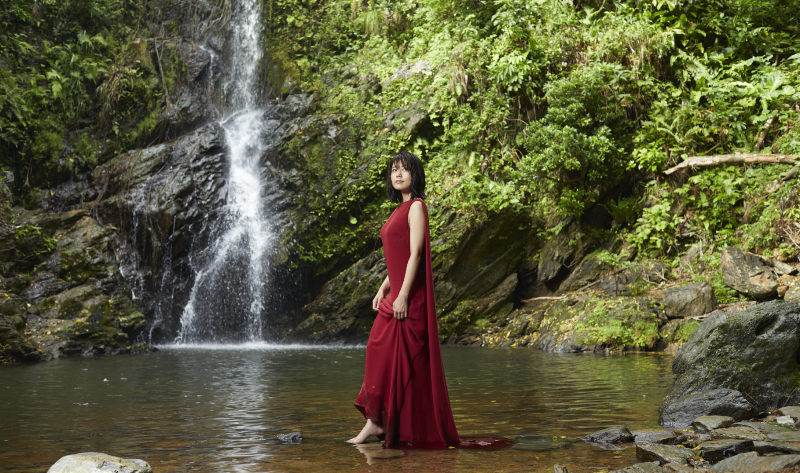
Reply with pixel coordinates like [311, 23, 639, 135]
[402, 192, 412, 202]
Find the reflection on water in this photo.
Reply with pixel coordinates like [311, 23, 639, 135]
[0, 346, 673, 472]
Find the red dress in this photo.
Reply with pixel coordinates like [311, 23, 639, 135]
[354, 199, 460, 448]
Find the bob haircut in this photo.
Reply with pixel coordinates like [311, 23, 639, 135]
[386, 151, 426, 203]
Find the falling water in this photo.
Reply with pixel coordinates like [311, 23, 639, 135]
[176, 0, 273, 342]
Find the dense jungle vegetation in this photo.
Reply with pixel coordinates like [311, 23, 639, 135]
[1, 0, 800, 288]
[263, 0, 800, 279]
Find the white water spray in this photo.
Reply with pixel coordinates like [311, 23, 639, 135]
[176, 0, 273, 343]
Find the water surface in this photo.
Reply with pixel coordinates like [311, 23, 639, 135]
[0, 346, 673, 472]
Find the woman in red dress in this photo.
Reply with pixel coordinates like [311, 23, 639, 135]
[346, 151, 460, 447]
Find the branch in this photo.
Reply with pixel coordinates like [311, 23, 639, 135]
[664, 153, 798, 175]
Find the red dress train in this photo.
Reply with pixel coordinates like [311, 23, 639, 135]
[354, 199, 460, 448]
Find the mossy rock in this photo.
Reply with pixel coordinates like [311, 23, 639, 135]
[661, 301, 800, 421]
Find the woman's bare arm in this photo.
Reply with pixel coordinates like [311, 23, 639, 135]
[372, 276, 390, 311]
[392, 201, 425, 319]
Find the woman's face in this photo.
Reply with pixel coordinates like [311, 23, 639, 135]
[391, 161, 412, 194]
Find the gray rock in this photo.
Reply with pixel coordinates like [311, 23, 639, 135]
[693, 415, 735, 433]
[773, 260, 797, 276]
[778, 406, 800, 421]
[733, 421, 797, 436]
[721, 247, 779, 298]
[777, 415, 796, 426]
[708, 451, 800, 472]
[661, 389, 759, 430]
[661, 463, 695, 473]
[538, 223, 590, 283]
[635, 443, 698, 465]
[382, 61, 432, 87]
[632, 429, 677, 444]
[785, 284, 800, 302]
[659, 301, 800, 427]
[680, 244, 702, 265]
[766, 430, 800, 441]
[559, 255, 604, 292]
[597, 261, 667, 294]
[696, 439, 754, 463]
[710, 426, 767, 441]
[48, 453, 152, 473]
[752, 440, 800, 455]
[277, 431, 302, 443]
[553, 466, 568, 473]
[661, 282, 717, 318]
[582, 426, 634, 444]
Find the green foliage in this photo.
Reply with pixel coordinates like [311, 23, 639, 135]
[0, 0, 156, 189]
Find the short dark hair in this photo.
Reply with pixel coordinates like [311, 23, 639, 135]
[386, 151, 426, 203]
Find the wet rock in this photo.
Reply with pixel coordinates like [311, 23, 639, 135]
[277, 431, 302, 444]
[582, 426, 634, 444]
[708, 451, 800, 472]
[721, 247, 779, 298]
[696, 439, 754, 463]
[753, 440, 800, 455]
[660, 301, 800, 427]
[659, 282, 717, 319]
[635, 443, 698, 465]
[661, 389, 758, 430]
[631, 429, 676, 444]
[48, 452, 152, 473]
[610, 463, 662, 473]
[692, 415, 735, 433]
[711, 426, 767, 441]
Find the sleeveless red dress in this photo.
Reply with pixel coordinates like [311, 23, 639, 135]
[354, 199, 460, 448]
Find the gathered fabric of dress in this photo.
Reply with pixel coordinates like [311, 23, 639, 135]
[354, 198, 460, 448]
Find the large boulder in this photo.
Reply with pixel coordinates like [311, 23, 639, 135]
[721, 247, 779, 298]
[659, 301, 800, 428]
[660, 389, 758, 429]
[48, 452, 151, 473]
[658, 282, 718, 318]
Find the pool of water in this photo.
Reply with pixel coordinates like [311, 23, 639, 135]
[0, 345, 674, 472]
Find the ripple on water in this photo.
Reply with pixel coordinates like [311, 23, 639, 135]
[0, 346, 673, 473]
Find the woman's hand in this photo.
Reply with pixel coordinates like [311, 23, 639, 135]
[372, 287, 385, 311]
[392, 292, 408, 320]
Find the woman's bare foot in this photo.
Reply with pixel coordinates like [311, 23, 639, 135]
[346, 419, 384, 444]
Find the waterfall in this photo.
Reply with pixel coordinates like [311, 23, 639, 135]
[176, 0, 273, 343]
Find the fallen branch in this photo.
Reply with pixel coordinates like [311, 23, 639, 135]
[664, 153, 798, 175]
[754, 115, 777, 151]
[520, 296, 564, 303]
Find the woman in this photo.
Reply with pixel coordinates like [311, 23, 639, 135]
[346, 151, 460, 448]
